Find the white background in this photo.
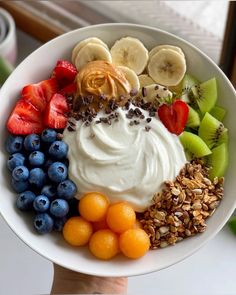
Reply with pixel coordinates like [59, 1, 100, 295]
[0, 29, 236, 295]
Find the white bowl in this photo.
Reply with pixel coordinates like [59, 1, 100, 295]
[0, 23, 236, 277]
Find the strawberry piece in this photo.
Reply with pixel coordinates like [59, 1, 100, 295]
[7, 99, 44, 135]
[21, 84, 46, 112]
[21, 78, 58, 112]
[44, 93, 69, 129]
[157, 100, 189, 135]
[59, 82, 77, 96]
[53, 60, 77, 87]
[40, 78, 58, 102]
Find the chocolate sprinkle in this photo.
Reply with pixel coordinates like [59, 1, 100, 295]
[142, 87, 147, 97]
[145, 126, 151, 132]
[149, 111, 156, 117]
[140, 114, 145, 120]
[57, 133, 64, 139]
[146, 118, 152, 123]
[68, 120, 76, 127]
[67, 126, 75, 132]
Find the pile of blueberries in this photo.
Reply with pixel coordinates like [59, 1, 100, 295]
[5, 129, 78, 234]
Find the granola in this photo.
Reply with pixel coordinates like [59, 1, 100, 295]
[139, 159, 224, 249]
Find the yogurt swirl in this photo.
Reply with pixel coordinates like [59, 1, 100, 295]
[76, 60, 131, 99]
[63, 107, 187, 212]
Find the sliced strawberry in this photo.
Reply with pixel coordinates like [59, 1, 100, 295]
[157, 100, 189, 135]
[44, 93, 69, 129]
[53, 60, 77, 87]
[7, 99, 44, 135]
[59, 82, 77, 96]
[21, 84, 46, 112]
[21, 78, 58, 112]
[40, 77, 58, 102]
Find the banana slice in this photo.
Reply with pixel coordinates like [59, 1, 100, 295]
[72, 37, 108, 65]
[148, 49, 186, 86]
[110, 37, 148, 75]
[149, 45, 184, 60]
[141, 83, 172, 102]
[138, 74, 155, 88]
[74, 43, 112, 71]
[117, 66, 140, 91]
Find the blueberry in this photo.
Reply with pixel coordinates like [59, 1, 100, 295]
[29, 151, 45, 167]
[29, 168, 46, 188]
[11, 178, 29, 193]
[7, 153, 25, 171]
[16, 191, 36, 211]
[33, 195, 50, 212]
[41, 185, 57, 200]
[44, 159, 54, 170]
[24, 134, 40, 151]
[53, 217, 67, 232]
[48, 141, 68, 160]
[41, 129, 57, 143]
[57, 180, 77, 200]
[48, 162, 67, 183]
[50, 199, 69, 218]
[12, 166, 29, 181]
[5, 135, 23, 154]
[34, 213, 54, 234]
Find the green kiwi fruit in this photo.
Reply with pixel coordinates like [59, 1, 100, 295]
[180, 131, 212, 159]
[191, 78, 217, 114]
[210, 105, 226, 122]
[198, 112, 228, 149]
[0, 56, 13, 85]
[186, 105, 200, 128]
[181, 74, 199, 103]
[207, 143, 228, 180]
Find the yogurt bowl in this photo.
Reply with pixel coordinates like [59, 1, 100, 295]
[0, 23, 236, 277]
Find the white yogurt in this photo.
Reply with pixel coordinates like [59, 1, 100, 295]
[63, 106, 187, 212]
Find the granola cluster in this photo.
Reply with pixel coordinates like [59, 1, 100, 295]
[139, 160, 224, 249]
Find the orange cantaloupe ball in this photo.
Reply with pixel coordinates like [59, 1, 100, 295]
[63, 216, 93, 246]
[119, 228, 150, 259]
[89, 229, 119, 260]
[106, 202, 136, 234]
[79, 192, 109, 222]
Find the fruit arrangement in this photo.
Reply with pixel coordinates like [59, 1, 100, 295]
[4, 35, 229, 260]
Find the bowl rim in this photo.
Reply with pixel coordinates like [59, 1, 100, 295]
[1, 22, 236, 277]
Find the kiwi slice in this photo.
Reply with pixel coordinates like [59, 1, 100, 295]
[207, 143, 228, 180]
[169, 74, 199, 102]
[181, 74, 199, 103]
[186, 105, 200, 128]
[180, 131, 212, 159]
[198, 112, 228, 149]
[210, 105, 226, 122]
[191, 78, 217, 114]
[0, 56, 13, 85]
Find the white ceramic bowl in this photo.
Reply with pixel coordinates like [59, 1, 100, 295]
[0, 24, 235, 277]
